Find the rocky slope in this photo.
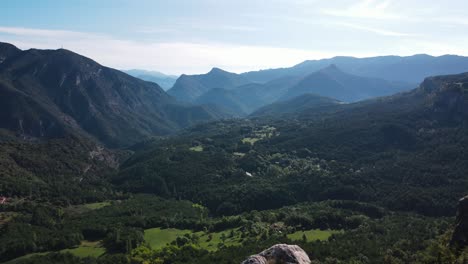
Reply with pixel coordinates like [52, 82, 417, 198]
[241, 244, 311, 264]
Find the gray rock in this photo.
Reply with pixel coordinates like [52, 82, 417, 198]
[451, 195, 468, 246]
[241, 244, 311, 264]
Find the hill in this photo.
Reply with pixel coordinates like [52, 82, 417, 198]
[0, 42, 225, 147]
[2, 71, 468, 264]
[251, 93, 342, 116]
[192, 76, 302, 116]
[195, 88, 249, 116]
[115, 71, 468, 217]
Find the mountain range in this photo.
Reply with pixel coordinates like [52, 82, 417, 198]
[3, 41, 468, 263]
[168, 67, 251, 102]
[124, 69, 177, 90]
[4, 41, 468, 145]
[242, 54, 468, 84]
[0, 42, 226, 147]
[168, 64, 414, 116]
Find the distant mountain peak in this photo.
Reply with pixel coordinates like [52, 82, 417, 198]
[208, 67, 229, 74]
[319, 64, 344, 74]
[168, 67, 249, 102]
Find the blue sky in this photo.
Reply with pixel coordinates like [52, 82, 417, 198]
[1, 0, 468, 74]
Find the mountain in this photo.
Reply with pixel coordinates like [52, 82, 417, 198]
[192, 76, 302, 116]
[251, 93, 342, 116]
[117, 71, 468, 218]
[3, 69, 468, 263]
[195, 88, 249, 116]
[281, 65, 413, 102]
[190, 65, 412, 115]
[242, 54, 468, 84]
[124, 69, 177, 90]
[167, 67, 251, 102]
[0, 42, 225, 147]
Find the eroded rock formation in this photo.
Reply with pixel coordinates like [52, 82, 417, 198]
[241, 244, 311, 264]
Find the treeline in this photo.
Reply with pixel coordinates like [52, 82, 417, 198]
[9, 200, 453, 264]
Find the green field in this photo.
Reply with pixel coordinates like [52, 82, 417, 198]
[287, 229, 342, 242]
[6, 241, 105, 263]
[197, 228, 241, 251]
[241, 137, 260, 145]
[82, 201, 111, 210]
[144, 228, 193, 249]
[189, 146, 204, 152]
[60, 240, 105, 258]
[144, 227, 242, 251]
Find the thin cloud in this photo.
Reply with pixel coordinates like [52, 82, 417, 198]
[334, 22, 420, 37]
[321, 0, 401, 20]
[0, 26, 336, 75]
[136, 28, 179, 34]
[137, 23, 260, 35]
[0, 26, 104, 39]
[436, 16, 468, 27]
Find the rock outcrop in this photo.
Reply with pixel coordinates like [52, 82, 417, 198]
[451, 195, 468, 246]
[241, 244, 311, 264]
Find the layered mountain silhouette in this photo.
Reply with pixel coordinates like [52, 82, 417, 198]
[242, 54, 468, 84]
[167, 67, 250, 102]
[194, 76, 304, 115]
[4, 40, 468, 147]
[0, 42, 226, 147]
[281, 64, 412, 102]
[275, 71, 468, 154]
[124, 69, 177, 90]
[170, 64, 413, 116]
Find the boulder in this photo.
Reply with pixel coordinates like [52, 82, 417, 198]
[451, 195, 468, 246]
[241, 244, 311, 264]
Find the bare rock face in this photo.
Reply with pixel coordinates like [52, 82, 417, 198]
[241, 244, 311, 264]
[451, 195, 468, 246]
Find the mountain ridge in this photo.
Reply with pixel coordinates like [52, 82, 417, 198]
[241, 54, 468, 84]
[0, 42, 226, 147]
[167, 67, 251, 102]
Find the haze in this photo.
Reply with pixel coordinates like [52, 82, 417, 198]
[2, 0, 468, 74]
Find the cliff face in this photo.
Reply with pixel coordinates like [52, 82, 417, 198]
[451, 195, 468, 246]
[241, 244, 311, 264]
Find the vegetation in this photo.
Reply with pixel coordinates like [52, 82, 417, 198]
[189, 146, 204, 152]
[2, 71, 468, 263]
[83, 202, 112, 210]
[287, 229, 342, 242]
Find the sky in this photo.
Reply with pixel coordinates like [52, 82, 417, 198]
[1, 0, 468, 75]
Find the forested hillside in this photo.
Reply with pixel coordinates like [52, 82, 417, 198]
[2, 72, 468, 263]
